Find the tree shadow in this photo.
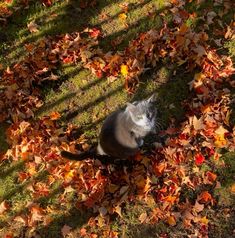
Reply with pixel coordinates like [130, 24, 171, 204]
[1, 0, 234, 237]
[35, 206, 93, 238]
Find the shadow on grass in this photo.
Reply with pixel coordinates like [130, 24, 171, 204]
[35, 206, 92, 238]
[1, 0, 234, 237]
[0, 169, 48, 202]
[0, 160, 25, 180]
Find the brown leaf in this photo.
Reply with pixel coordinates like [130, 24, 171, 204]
[0, 201, 10, 214]
[27, 21, 39, 33]
[194, 200, 204, 213]
[61, 224, 72, 237]
[139, 212, 147, 223]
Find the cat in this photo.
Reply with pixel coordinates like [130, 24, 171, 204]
[61, 94, 157, 161]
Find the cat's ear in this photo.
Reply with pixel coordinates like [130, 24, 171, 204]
[147, 94, 156, 103]
[126, 103, 136, 113]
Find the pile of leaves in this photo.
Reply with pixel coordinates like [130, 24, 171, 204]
[0, 0, 235, 237]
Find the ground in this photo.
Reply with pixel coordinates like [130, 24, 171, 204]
[0, 0, 234, 237]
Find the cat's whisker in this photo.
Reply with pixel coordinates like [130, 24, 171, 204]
[155, 121, 163, 131]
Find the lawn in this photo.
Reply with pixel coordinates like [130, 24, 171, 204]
[0, 0, 234, 237]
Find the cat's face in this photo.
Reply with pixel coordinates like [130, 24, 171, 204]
[126, 95, 156, 132]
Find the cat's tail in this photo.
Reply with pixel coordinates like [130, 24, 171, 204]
[60, 147, 96, 161]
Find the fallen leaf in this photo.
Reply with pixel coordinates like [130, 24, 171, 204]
[61, 224, 72, 237]
[139, 212, 147, 223]
[50, 111, 61, 120]
[195, 153, 205, 166]
[199, 191, 213, 203]
[80, 227, 87, 237]
[119, 13, 127, 21]
[120, 64, 128, 76]
[194, 200, 204, 213]
[199, 216, 209, 225]
[231, 184, 235, 194]
[27, 21, 39, 33]
[167, 215, 176, 226]
[0, 201, 9, 214]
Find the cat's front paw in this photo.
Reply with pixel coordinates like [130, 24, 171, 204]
[136, 138, 144, 147]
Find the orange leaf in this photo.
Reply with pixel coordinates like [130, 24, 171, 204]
[167, 215, 176, 226]
[80, 228, 87, 237]
[199, 191, 212, 203]
[206, 171, 217, 183]
[154, 162, 166, 176]
[50, 111, 61, 120]
[231, 184, 235, 194]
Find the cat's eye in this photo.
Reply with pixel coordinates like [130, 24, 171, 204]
[147, 112, 152, 119]
[137, 115, 143, 120]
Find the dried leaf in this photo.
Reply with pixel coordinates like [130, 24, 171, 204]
[27, 21, 39, 33]
[61, 224, 72, 237]
[0, 201, 9, 214]
[139, 212, 147, 223]
[167, 215, 176, 226]
[118, 13, 127, 21]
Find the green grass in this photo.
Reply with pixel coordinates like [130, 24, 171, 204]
[0, 0, 235, 237]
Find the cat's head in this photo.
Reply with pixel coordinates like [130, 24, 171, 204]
[126, 94, 157, 132]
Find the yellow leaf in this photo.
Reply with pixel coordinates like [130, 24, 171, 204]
[200, 216, 209, 225]
[214, 125, 228, 148]
[231, 184, 235, 194]
[114, 205, 122, 217]
[119, 13, 127, 21]
[167, 215, 176, 226]
[120, 64, 128, 76]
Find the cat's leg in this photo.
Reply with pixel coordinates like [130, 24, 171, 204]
[97, 142, 107, 155]
[135, 137, 144, 147]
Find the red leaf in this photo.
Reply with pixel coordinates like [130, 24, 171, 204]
[89, 28, 101, 38]
[195, 153, 205, 166]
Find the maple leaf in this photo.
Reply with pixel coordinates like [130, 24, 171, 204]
[41, 0, 53, 7]
[118, 13, 127, 21]
[0, 201, 10, 215]
[89, 28, 101, 38]
[50, 111, 61, 120]
[193, 200, 204, 213]
[199, 191, 213, 204]
[167, 215, 176, 226]
[61, 224, 72, 237]
[214, 125, 228, 148]
[27, 21, 39, 33]
[120, 64, 129, 77]
[139, 212, 147, 223]
[199, 216, 209, 225]
[206, 171, 217, 183]
[190, 115, 205, 131]
[80, 227, 87, 237]
[195, 153, 205, 166]
[231, 184, 235, 194]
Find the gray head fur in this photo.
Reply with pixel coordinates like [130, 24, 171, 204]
[125, 94, 157, 133]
